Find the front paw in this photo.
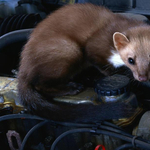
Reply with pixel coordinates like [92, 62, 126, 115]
[66, 82, 84, 95]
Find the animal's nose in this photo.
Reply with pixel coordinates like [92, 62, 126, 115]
[138, 75, 148, 82]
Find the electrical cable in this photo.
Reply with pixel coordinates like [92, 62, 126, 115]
[50, 128, 96, 150]
[0, 114, 45, 122]
[0, 114, 141, 142]
[115, 143, 133, 150]
[103, 121, 122, 130]
[50, 128, 150, 150]
[46, 120, 132, 140]
[99, 125, 132, 138]
[0, 114, 126, 131]
[55, 121, 94, 128]
[132, 135, 139, 148]
[53, 121, 131, 138]
[95, 129, 150, 150]
[20, 120, 49, 150]
[0, 114, 150, 150]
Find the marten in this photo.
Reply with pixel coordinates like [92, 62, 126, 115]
[18, 3, 150, 122]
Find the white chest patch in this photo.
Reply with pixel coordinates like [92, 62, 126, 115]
[108, 50, 125, 68]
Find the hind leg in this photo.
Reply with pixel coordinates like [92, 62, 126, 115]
[31, 35, 85, 96]
[35, 81, 84, 97]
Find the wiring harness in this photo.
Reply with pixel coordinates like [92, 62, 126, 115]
[0, 114, 150, 150]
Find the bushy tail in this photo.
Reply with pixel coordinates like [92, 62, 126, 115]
[18, 80, 136, 123]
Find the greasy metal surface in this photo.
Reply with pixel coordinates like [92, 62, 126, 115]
[113, 107, 143, 127]
[0, 77, 24, 113]
[0, 77, 142, 127]
[100, 93, 128, 102]
[54, 88, 98, 104]
[135, 111, 150, 140]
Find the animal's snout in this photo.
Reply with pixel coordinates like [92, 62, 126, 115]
[138, 75, 148, 82]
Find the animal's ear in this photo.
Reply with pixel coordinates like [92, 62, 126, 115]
[113, 32, 129, 51]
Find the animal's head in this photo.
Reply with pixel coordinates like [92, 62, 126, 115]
[113, 27, 150, 82]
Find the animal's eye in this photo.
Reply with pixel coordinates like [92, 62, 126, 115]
[128, 57, 135, 65]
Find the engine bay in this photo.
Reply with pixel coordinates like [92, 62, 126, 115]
[0, 0, 150, 150]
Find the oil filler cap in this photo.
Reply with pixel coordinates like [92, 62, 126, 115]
[95, 74, 130, 96]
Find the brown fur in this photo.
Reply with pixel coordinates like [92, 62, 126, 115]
[18, 3, 150, 121]
[114, 27, 150, 81]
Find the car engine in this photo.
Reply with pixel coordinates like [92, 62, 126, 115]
[0, 0, 150, 150]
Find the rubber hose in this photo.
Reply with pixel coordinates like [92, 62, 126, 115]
[0, 29, 33, 52]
